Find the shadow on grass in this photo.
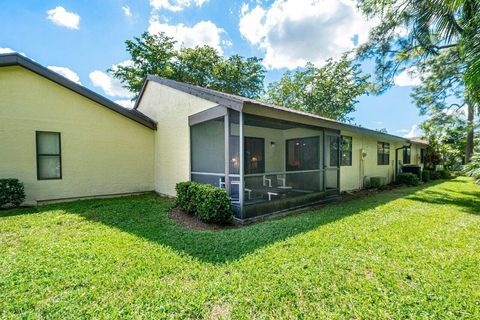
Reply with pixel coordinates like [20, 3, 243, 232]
[2, 180, 475, 264]
[405, 187, 480, 215]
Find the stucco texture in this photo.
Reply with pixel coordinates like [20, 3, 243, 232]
[0, 66, 155, 204]
[136, 81, 218, 196]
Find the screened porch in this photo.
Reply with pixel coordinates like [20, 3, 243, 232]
[189, 107, 341, 221]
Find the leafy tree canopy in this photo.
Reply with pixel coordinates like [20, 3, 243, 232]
[110, 32, 266, 99]
[357, 0, 480, 162]
[265, 56, 370, 122]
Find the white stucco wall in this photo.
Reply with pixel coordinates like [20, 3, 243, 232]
[136, 81, 218, 196]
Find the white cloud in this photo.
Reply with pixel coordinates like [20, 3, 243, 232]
[394, 66, 422, 87]
[47, 66, 81, 84]
[0, 47, 16, 54]
[0, 47, 27, 56]
[122, 6, 132, 17]
[239, 0, 377, 69]
[441, 103, 469, 118]
[46, 6, 80, 30]
[148, 17, 224, 53]
[89, 70, 133, 98]
[395, 128, 410, 134]
[150, 0, 208, 12]
[403, 125, 423, 139]
[114, 99, 135, 108]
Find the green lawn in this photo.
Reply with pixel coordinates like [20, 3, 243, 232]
[1, 177, 479, 319]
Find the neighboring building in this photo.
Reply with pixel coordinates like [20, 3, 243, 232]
[0, 53, 427, 222]
[0, 54, 156, 205]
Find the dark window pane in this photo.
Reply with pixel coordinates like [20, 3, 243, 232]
[286, 136, 319, 171]
[377, 141, 390, 165]
[244, 137, 265, 174]
[38, 156, 61, 179]
[341, 136, 352, 166]
[328, 135, 339, 167]
[37, 132, 60, 154]
[36, 131, 61, 180]
[403, 147, 411, 164]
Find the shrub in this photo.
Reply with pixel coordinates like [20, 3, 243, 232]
[175, 181, 233, 224]
[175, 181, 196, 213]
[370, 176, 386, 189]
[438, 170, 451, 179]
[430, 171, 441, 180]
[463, 153, 480, 184]
[0, 179, 26, 208]
[422, 170, 431, 182]
[397, 173, 420, 186]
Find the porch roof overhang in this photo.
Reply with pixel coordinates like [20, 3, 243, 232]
[136, 75, 418, 144]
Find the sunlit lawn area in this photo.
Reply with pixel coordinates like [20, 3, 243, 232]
[1, 177, 479, 319]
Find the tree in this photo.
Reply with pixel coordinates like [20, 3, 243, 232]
[265, 57, 370, 122]
[412, 48, 470, 167]
[357, 0, 480, 162]
[110, 32, 266, 99]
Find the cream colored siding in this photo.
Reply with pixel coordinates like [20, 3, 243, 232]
[340, 130, 404, 191]
[136, 81, 218, 196]
[409, 144, 425, 167]
[0, 66, 155, 205]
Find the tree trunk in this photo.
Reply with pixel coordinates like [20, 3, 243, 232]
[465, 102, 474, 163]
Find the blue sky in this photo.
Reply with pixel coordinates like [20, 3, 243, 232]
[0, 0, 425, 137]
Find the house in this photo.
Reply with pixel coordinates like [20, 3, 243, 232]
[0, 54, 156, 205]
[0, 53, 427, 222]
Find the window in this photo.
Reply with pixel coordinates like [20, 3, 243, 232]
[377, 141, 390, 165]
[403, 147, 411, 164]
[244, 137, 265, 174]
[340, 136, 352, 166]
[286, 136, 319, 171]
[420, 148, 425, 164]
[36, 131, 62, 180]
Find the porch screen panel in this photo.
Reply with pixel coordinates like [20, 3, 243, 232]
[325, 134, 340, 190]
[190, 117, 225, 187]
[228, 110, 241, 206]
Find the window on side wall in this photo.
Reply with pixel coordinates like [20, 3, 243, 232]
[244, 137, 265, 174]
[403, 147, 411, 164]
[340, 136, 352, 166]
[377, 141, 390, 165]
[36, 131, 62, 180]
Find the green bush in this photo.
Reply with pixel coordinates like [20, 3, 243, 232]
[175, 181, 196, 214]
[0, 179, 26, 208]
[422, 170, 431, 182]
[430, 171, 441, 180]
[175, 181, 232, 224]
[397, 173, 420, 186]
[370, 176, 387, 188]
[463, 153, 480, 184]
[438, 170, 451, 179]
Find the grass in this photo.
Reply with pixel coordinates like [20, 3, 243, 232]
[0, 177, 479, 319]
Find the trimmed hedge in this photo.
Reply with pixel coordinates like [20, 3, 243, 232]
[0, 179, 25, 208]
[175, 181, 232, 224]
[397, 173, 420, 186]
[422, 170, 431, 182]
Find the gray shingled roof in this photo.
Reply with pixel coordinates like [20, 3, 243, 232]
[137, 75, 414, 143]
